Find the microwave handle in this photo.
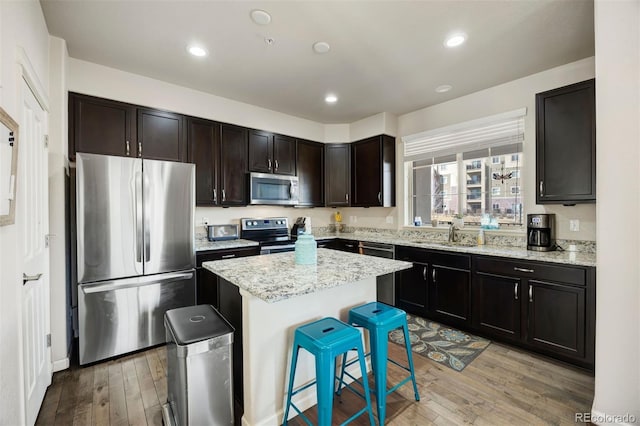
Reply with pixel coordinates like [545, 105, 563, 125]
[289, 181, 294, 198]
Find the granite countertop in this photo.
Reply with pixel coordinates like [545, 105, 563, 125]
[195, 238, 259, 252]
[203, 248, 412, 303]
[312, 231, 596, 267]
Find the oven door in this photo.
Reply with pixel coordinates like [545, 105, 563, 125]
[248, 172, 299, 206]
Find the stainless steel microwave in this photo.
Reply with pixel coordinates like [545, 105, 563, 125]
[248, 172, 299, 205]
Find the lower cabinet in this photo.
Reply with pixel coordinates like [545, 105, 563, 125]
[395, 246, 429, 317]
[473, 256, 594, 368]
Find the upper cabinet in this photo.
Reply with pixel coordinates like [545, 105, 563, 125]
[296, 139, 324, 207]
[325, 143, 351, 207]
[69, 92, 186, 162]
[69, 92, 136, 161]
[137, 108, 186, 162]
[248, 130, 296, 175]
[187, 117, 220, 206]
[536, 79, 596, 204]
[219, 124, 249, 206]
[351, 135, 396, 207]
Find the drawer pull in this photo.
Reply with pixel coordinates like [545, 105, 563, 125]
[514, 282, 518, 300]
[529, 284, 533, 302]
[514, 267, 534, 273]
[221, 254, 236, 259]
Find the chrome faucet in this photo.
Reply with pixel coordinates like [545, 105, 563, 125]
[448, 223, 460, 243]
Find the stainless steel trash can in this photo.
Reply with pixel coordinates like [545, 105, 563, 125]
[162, 304, 235, 426]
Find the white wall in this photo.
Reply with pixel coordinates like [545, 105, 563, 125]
[397, 57, 597, 241]
[592, 0, 640, 422]
[48, 36, 68, 372]
[0, 1, 50, 424]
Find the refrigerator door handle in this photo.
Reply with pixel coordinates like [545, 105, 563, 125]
[135, 170, 143, 263]
[143, 172, 151, 263]
[80, 271, 195, 294]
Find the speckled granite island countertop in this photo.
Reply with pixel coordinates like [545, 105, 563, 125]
[195, 238, 258, 252]
[203, 248, 412, 303]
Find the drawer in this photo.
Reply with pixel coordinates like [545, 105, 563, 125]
[475, 256, 586, 286]
[395, 246, 470, 270]
[196, 246, 260, 266]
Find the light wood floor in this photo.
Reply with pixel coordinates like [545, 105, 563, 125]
[36, 342, 594, 425]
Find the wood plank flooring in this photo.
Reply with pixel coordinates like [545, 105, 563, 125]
[36, 342, 594, 425]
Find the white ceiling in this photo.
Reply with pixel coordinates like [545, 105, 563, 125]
[40, 0, 594, 124]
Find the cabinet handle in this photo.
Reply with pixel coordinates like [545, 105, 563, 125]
[529, 284, 533, 302]
[514, 283, 519, 300]
[378, 192, 382, 204]
[514, 267, 534, 273]
[539, 180, 544, 197]
[125, 140, 130, 156]
[138, 141, 142, 157]
[221, 254, 236, 259]
[422, 266, 427, 281]
[268, 159, 272, 171]
[213, 188, 217, 203]
[345, 244, 354, 248]
[345, 193, 349, 202]
[432, 268, 436, 282]
[222, 189, 226, 202]
[275, 159, 279, 171]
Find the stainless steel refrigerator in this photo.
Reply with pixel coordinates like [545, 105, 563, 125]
[76, 153, 196, 365]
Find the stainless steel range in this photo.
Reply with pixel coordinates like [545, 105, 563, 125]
[241, 217, 295, 254]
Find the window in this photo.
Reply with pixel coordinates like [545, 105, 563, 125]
[403, 108, 525, 226]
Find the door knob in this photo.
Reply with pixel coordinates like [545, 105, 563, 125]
[23, 272, 42, 285]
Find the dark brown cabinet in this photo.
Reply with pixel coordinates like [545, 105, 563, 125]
[137, 108, 186, 162]
[536, 79, 596, 204]
[69, 92, 136, 161]
[324, 238, 359, 253]
[395, 246, 429, 317]
[351, 135, 395, 207]
[248, 130, 296, 175]
[187, 118, 219, 206]
[473, 256, 594, 368]
[428, 252, 471, 327]
[219, 124, 248, 206]
[296, 139, 324, 206]
[325, 143, 351, 206]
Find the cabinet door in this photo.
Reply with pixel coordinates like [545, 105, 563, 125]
[536, 79, 595, 204]
[188, 118, 219, 206]
[526, 280, 585, 358]
[248, 129, 272, 173]
[429, 265, 471, 326]
[325, 144, 351, 206]
[352, 136, 381, 206]
[196, 268, 219, 308]
[137, 108, 185, 161]
[296, 139, 324, 206]
[395, 261, 429, 317]
[273, 134, 296, 175]
[220, 124, 248, 206]
[70, 92, 135, 160]
[473, 272, 521, 342]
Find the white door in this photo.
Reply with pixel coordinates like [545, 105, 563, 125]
[20, 78, 51, 426]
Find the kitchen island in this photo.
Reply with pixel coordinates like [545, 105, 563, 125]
[203, 248, 412, 426]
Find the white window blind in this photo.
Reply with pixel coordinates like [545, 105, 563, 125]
[402, 108, 527, 162]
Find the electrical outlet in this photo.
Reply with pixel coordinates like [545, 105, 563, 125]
[569, 219, 580, 232]
[202, 217, 209, 225]
[350, 215, 357, 223]
[386, 216, 394, 224]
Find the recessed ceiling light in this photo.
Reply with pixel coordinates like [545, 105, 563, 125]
[435, 85, 453, 93]
[313, 41, 331, 54]
[250, 9, 271, 25]
[187, 45, 208, 57]
[325, 94, 338, 104]
[444, 33, 467, 48]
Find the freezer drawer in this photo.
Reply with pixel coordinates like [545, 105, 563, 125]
[79, 270, 196, 365]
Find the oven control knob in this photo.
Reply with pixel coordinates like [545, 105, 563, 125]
[252, 221, 258, 226]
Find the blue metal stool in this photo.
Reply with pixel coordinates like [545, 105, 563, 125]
[282, 317, 375, 426]
[337, 302, 420, 425]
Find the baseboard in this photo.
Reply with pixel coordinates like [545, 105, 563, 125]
[52, 357, 69, 372]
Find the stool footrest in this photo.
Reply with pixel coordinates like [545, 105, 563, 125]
[288, 402, 314, 426]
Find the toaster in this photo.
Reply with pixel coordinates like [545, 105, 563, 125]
[207, 224, 239, 241]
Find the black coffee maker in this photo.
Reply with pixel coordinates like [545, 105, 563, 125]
[527, 214, 556, 251]
[291, 217, 306, 240]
